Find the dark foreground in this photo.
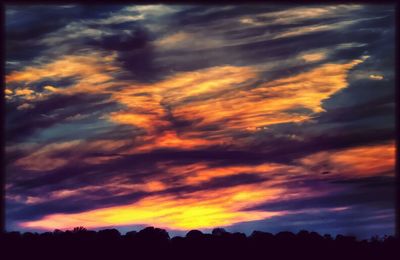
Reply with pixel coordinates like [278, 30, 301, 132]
[2, 227, 398, 260]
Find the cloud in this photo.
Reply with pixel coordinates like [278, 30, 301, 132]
[16, 103, 34, 110]
[369, 74, 384, 80]
[253, 5, 363, 25]
[171, 58, 365, 132]
[5, 5, 125, 65]
[249, 175, 395, 213]
[300, 51, 327, 62]
[298, 141, 395, 178]
[6, 92, 116, 143]
[5, 5, 395, 237]
[154, 31, 224, 51]
[42, 85, 59, 92]
[101, 57, 366, 153]
[6, 52, 118, 87]
[13, 139, 129, 172]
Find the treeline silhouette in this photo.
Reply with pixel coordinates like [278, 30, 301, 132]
[1, 227, 398, 260]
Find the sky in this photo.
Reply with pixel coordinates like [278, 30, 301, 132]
[4, 4, 396, 239]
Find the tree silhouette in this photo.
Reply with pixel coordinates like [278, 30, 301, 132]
[1, 226, 398, 260]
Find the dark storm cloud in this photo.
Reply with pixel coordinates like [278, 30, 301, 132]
[156, 173, 269, 197]
[154, 5, 393, 87]
[323, 79, 394, 110]
[117, 45, 161, 82]
[78, 16, 164, 82]
[198, 173, 268, 190]
[88, 24, 149, 51]
[108, 149, 286, 168]
[317, 99, 394, 125]
[6, 93, 117, 143]
[152, 30, 328, 77]
[6, 5, 126, 66]
[171, 5, 274, 26]
[6, 190, 147, 222]
[247, 176, 395, 212]
[152, 5, 387, 74]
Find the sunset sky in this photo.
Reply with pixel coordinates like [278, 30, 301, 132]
[5, 4, 395, 238]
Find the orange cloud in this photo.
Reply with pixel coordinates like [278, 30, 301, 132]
[105, 58, 365, 153]
[107, 66, 257, 127]
[164, 162, 298, 186]
[43, 85, 60, 92]
[132, 131, 213, 152]
[5, 88, 13, 95]
[14, 88, 34, 96]
[105, 65, 257, 151]
[6, 52, 118, 86]
[12, 87, 43, 101]
[173, 58, 365, 133]
[299, 141, 395, 177]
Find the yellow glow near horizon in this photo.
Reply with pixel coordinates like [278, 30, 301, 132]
[21, 184, 286, 230]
